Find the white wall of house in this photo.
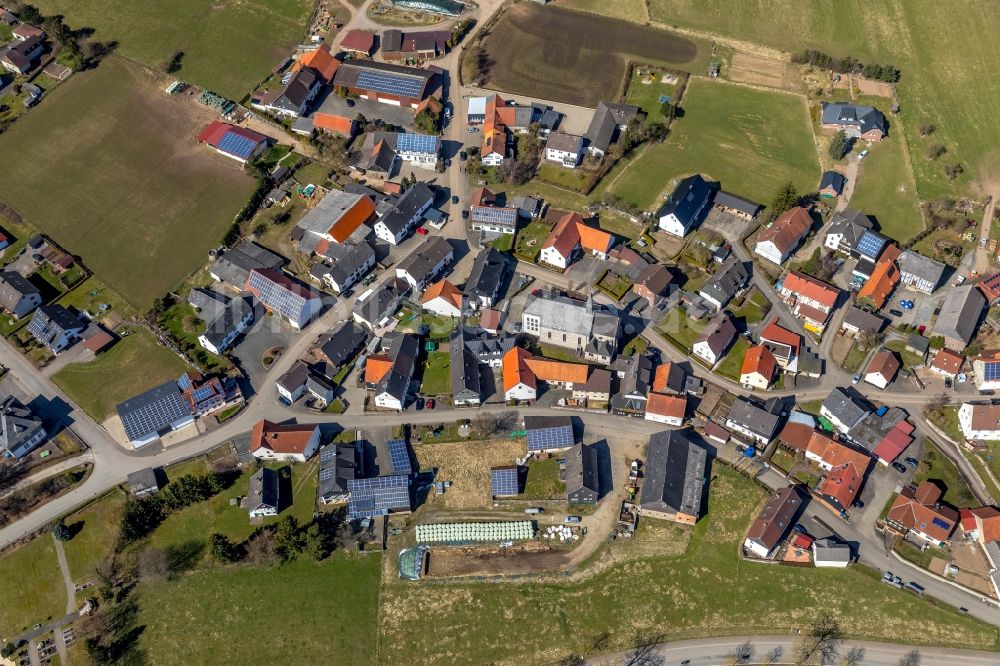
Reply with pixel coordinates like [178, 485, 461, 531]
[724, 419, 770, 444]
[276, 381, 307, 403]
[740, 370, 771, 390]
[544, 148, 580, 167]
[819, 405, 857, 434]
[423, 297, 462, 318]
[743, 537, 772, 559]
[658, 213, 688, 237]
[753, 240, 786, 265]
[539, 246, 571, 269]
[482, 151, 504, 166]
[958, 403, 1000, 440]
[251, 429, 320, 463]
[505, 383, 536, 402]
[289, 297, 322, 330]
[375, 391, 404, 411]
[824, 232, 843, 252]
[692, 340, 720, 366]
[645, 412, 682, 426]
[864, 371, 890, 390]
[249, 504, 278, 518]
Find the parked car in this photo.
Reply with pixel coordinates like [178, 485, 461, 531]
[462, 210, 470, 219]
[415, 398, 424, 410]
[889, 309, 903, 317]
[852, 372, 862, 384]
[565, 515, 582, 524]
[945, 377, 953, 388]
[852, 498, 864, 508]
[452, 195, 460, 204]
[882, 571, 893, 583]
[892, 462, 908, 473]
[859, 149, 869, 160]
[444, 158, 452, 167]
[793, 523, 807, 534]
[467, 126, 479, 133]
[416, 227, 429, 235]
[955, 274, 967, 286]
[426, 398, 435, 410]
[905, 457, 919, 468]
[460, 150, 468, 161]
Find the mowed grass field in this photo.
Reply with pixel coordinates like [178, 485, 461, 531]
[0, 537, 65, 636]
[609, 78, 819, 210]
[0, 56, 256, 310]
[850, 134, 924, 242]
[645, 0, 1000, 199]
[31, 0, 313, 98]
[379, 465, 997, 665]
[52, 328, 190, 421]
[481, 4, 711, 108]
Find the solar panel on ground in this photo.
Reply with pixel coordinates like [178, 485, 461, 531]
[396, 133, 437, 155]
[525, 425, 574, 452]
[347, 475, 410, 520]
[217, 131, 259, 160]
[490, 467, 518, 496]
[856, 231, 886, 259]
[387, 438, 412, 475]
[356, 70, 424, 99]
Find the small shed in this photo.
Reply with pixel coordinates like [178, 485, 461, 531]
[127, 467, 161, 496]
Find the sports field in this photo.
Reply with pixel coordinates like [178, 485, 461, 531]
[646, 0, 1000, 199]
[31, 0, 313, 98]
[378, 465, 996, 665]
[0, 56, 256, 310]
[481, 4, 711, 108]
[608, 78, 819, 210]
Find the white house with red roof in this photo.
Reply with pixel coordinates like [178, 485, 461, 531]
[250, 419, 321, 463]
[778, 271, 841, 333]
[644, 393, 686, 426]
[421, 279, 463, 318]
[538, 212, 613, 269]
[753, 207, 812, 265]
[758, 319, 801, 372]
[197, 122, 271, 164]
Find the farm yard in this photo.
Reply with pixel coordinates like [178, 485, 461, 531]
[479, 4, 711, 108]
[0, 56, 257, 310]
[31, 0, 314, 98]
[608, 77, 819, 210]
[646, 0, 1000, 200]
[378, 465, 993, 665]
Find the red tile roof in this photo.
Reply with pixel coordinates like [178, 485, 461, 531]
[327, 195, 376, 243]
[977, 272, 1000, 303]
[250, 419, 318, 455]
[340, 29, 375, 54]
[969, 506, 1000, 542]
[197, 121, 268, 150]
[887, 482, 958, 542]
[479, 308, 502, 331]
[365, 354, 393, 384]
[930, 348, 963, 375]
[873, 423, 913, 464]
[312, 112, 354, 135]
[422, 279, 462, 309]
[858, 254, 900, 308]
[502, 347, 536, 392]
[757, 206, 811, 254]
[778, 422, 815, 451]
[740, 345, 777, 382]
[646, 393, 687, 419]
[808, 435, 870, 472]
[865, 350, 900, 383]
[818, 461, 863, 509]
[293, 44, 340, 82]
[759, 319, 800, 355]
[651, 362, 676, 393]
[782, 271, 840, 309]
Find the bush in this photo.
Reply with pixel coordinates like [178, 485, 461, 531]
[52, 520, 72, 541]
[828, 130, 848, 161]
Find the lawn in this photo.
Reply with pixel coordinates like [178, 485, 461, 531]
[911, 227, 974, 268]
[137, 554, 380, 666]
[158, 301, 231, 372]
[623, 68, 684, 121]
[514, 221, 553, 262]
[841, 344, 869, 374]
[420, 351, 451, 396]
[56, 276, 136, 319]
[0, 56, 257, 310]
[726, 287, 772, 325]
[716, 337, 751, 381]
[51, 327, 190, 421]
[608, 78, 819, 210]
[32, 0, 313, 99]
[645, 0, 1000, 200]
[553, 0, 647, 23]
[481, 4, 711, 108]
[521, 458, 564, 500]
[596, 271, 633, 301]
[849, 135, 924, 242]
[912, 440, 975, 507]
[538, 344, 581, 364]
[596, 210, 644, 240]
[61, 491, 127, 594]
[378, 465, 996, 664]
[535, 163, 592, 192]
[656, 308, 706, 351]
[0, 537, 65, 636]
[884, 339, 925, 369]
[149, 460, 318, 553]
[925, 406, 964, 444]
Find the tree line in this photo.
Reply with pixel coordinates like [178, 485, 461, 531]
[792, 49, 901, 83]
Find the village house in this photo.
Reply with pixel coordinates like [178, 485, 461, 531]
[353, 277, 408, 330]
[818, 171, 846, 199]
[521, 291, 619, 364]
[0, 396, 47, 459]
[245, 268, 322, 330]
[250, 419, 321, 462]
[932, 285, 985, 352]
[251, 68, 322, 117]
[331, 59, 438, 109]
[725, 396, 784, 445]
[656, 174, 712, 237]
[611, 354, 654, 417]
[930, 348, 964, 380]
[824, 209, 873, 255]
[247, 467, 280, 518]
[538, 212, 614, 269]
[699, 257, 749, 310]
[743, 485, 805, 558]
[639, 430, 707, 524]
[339, 29, 375, 57]
[565, 443, 600, 504]
[544, 131, 585, 168]
[311, 241, 378, 294]
[857, 245, 901, 309]
[864, 349, 901, 390]
[758, 319, 801, 373]
[368, 333, 419, 411]
[740, 345, 778, 390]
[585, 101, 640, 158]
[958, 402, 1000, 441]
[464, 248, 506, 309]
[778, 271, 841, 333]
[421, 279, 463, 318]
[644, 392, 687, 426]
[840, 306, 886, 336]
[395, 235, 454, 290]
[381, 28, 450, 60]
[501, 346, 589, 402]
[0, 270, 41, 319]
[373, 183, 435, 245]
[897, 250, 946, 294]
[821, 388, 870, 434]
[198, 296, 254, 355]
[27, 304, 84, 353]
[886, 482, 958, 547]
[632, 264, 674, 308]
[753, 207, 812, 265]
[318, 444, 359, 505]
[210, 241, 285, 291]
[197, 122, 270, 164]
[692, 314, 737, 367]
[820, 102, 887, 141]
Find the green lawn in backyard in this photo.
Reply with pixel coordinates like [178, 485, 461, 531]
[656, 307, 706, 351]
[849, 135, 924, 242]
[51, 327, 190, 421]
[912, 439, 975, 507]
[421, 314, 457, 339]
[624, 68, 683, 121]
[149, 461, 318, 553]
[490, 233, 514, 253]
[596, 271, 633, 301]
[911, 227, 974, 268]
[0, 537, 65, 636]
[726, 287, 772, 325]
[841, 344, 869, 373]
[379, 465, 996, 664]
[61, 491, 127, 591]
[596, 210, 645, 240]
[420, 351, 451, 396]
[884, 339, 926, 369]
[645, 0, 1000, 200]
[0, 56, 256, 309]
[538, 344, 581, 363]
[513, 221, 552, 262]
[31, 0, 313, 99]
[622, 336, 648, 357]
[56, 276, 136, 319]
[535, 163, 591, 192]
[608, 77, 819, 210]
[715, 337, 751, 380]
[521, 458, 564, 500]
[137, 554, 380, 666]
[925, 405, 963, 444]
[157, 301, 230, 372]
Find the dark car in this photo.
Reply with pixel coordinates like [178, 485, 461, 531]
[905, 457, 919, 468]
[460, 151, 468, 161]
[793, 523, 807, 534]
[451, 195, 459, 204]
[852, 499, 865, 508]
[346, 98, 355, 107]
[889, 309, 903, 317]
[892, 462, 908, 473]
[415, 398, 424, 411]
[444, 159, 452, 167]
[462, 210, 470, 219]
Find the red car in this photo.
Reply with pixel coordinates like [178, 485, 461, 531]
[426, 398, 435, 409]
[917, 325, 926, 334]
[416, 227, 429, 235]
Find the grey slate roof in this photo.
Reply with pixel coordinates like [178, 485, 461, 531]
[522, 292, 619, 341]
[316, 320, 369, 374]
[0, 396, 45, 457]
[354, 277, 408, 327]
[450, 344, 481, 402]
[201, 296, 253, 351]
[841, 305, 886, 333]
[545, 131, 583, 154]
[455, 326, 516, 363]
[464, 248, 505, 304]
[0, 270, 39, 313]
[248, 467, 279, 512]
[188, 287, 229, 316]
[127, 467, 160, 495]
[318, 444, 357, 499]
[639, 430, 706, 518]
[897, 250, 946, 289]
[396, 236, 452, 285]
[695, 314, 737, 357]
[565, 443, 599, 503]
[375, 333, 418, 400]
[656, 174, 712, 228]
[726, 397, 782, 441]
[826, 209, 873, 252]
[813, 537, 851, 563]
[819, 170, 846, 194]
[933, 285, 985, 347]
[820, 102, 887, 136]
[822, 388, 870, 429]
[713, 191, 761, 217]
[378, 182, 434, 238]
[322, 241, 376, 286]
[585, 101, 640, 153]
[211, 241, 285, 287]
[699, 257, 749, 306]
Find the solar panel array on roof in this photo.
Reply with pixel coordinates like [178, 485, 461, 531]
[932, 517, 951, 531]
[525, 424, 574, 452]
[490, 467, 518, 496]
[356, 70, 424, 98]
[387, 438, 412, 475]
[856, 231, 887, 259]
[177, 373, 193, 390]
[117, 382, 192, 442]
[471, 206, 517, 226]
[396, 133, 437, 155]
[347, 475, 410, 520]
[217, 131, 260, 160]
[191, 386, 216, 403]
[248, 270, 306, 321]
[985, 362, 1000, 382]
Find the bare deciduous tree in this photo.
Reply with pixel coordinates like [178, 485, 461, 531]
[766, 646, 784, 664]
[897, 649, 920, 666]
[137, 547, 170, 581]
[842, 646, 865, 665]
[623, 631, 665, 666]
[245, 529, 278, 564]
